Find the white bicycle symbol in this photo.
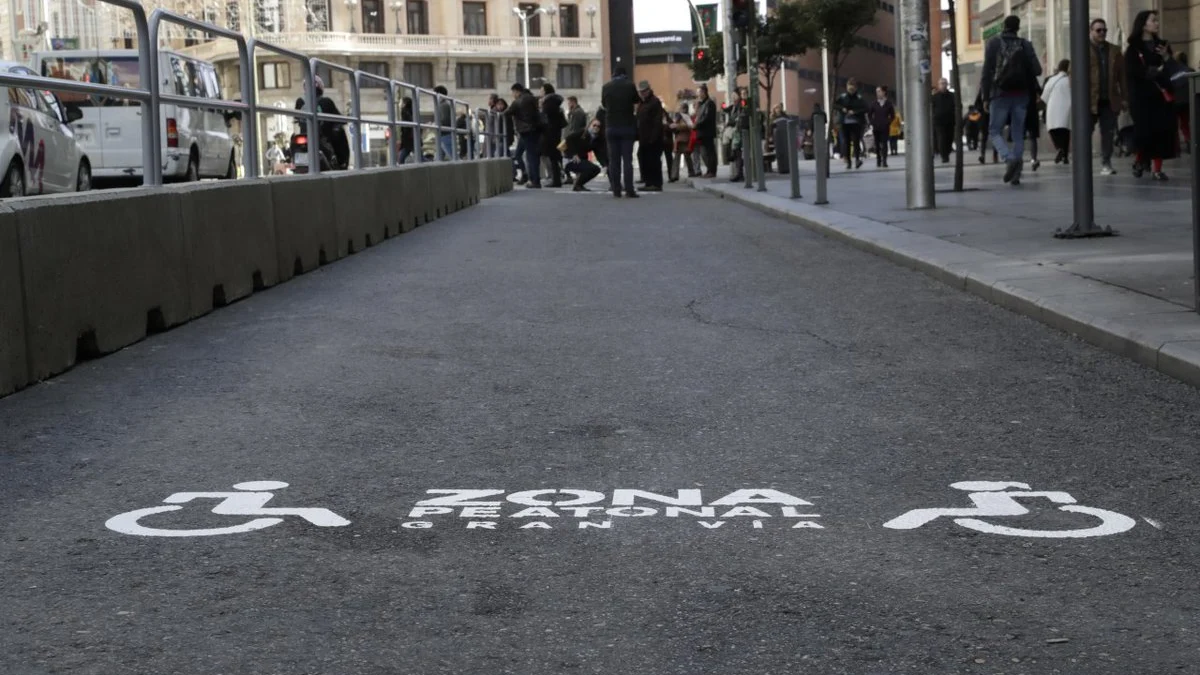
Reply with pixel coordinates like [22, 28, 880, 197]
[883, 481, 1137, 538]
[105, 481, 350, 537]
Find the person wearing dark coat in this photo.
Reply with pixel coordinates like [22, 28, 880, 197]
[867, 86, 896, 167]
[932, 78, 957, 162]
[1124, 9, 1178, 180]
[693, 84, 719, 177]
[1024, 79, 1043, 171]
[504, 82, 543, 188]
[562, 117, 604, 191]
[601, 67, 639, 197]
[635, 81, 665, 191]
[398, 96, 416, 164]
[834, 78, 869, 169]
[539, 83, 567, 187]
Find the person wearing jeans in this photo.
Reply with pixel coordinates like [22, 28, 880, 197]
[601, 67, 640, 197]
[1088, 18, 1126, 175]
[504, 82, 543, 187]
[981, 15, 1043, 185]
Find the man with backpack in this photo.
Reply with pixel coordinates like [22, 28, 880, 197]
[980, 15, 1043, 185]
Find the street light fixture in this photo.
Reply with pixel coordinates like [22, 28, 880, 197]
[345, 0, 358, 33]
[512, 5, 548, 88]
[390, 0, 403, 33]
[586, 5, 596, 39]
[545, 4, 558, 37]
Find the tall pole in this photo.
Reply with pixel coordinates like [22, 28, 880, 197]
[820, 42, 831, 119]
[948, 0, 964, 191]
[722, 0, 736, 105]
[749, 25, 765, 192]
[900, 0, 935, 208]
[1053, 0, 1114, 237]
[522, 16, 531, 88]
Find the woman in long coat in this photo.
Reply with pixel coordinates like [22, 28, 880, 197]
[1042, 59, 1072, 164]
[1125, 9, 1178, 180]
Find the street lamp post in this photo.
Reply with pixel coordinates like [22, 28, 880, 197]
[512, 5, 548, 88]
[586, 5, 596, 39]
[390, 0, 403, 33]
[545, 4, 558, 37]
[345, 0, 358, 33]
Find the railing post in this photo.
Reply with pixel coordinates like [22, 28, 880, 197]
[433, 93, 444, 161]
[386, 79, 397, 167]
[1191, 73, 1200, 313]
[236, 36, 258, 178]
[144, 10, 163, 186]
[412, 91, 423, 164]
[787, 117, 800, 199]
[813, 111, 828, 205]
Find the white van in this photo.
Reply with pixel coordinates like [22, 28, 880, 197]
[34, 49, 237, 181]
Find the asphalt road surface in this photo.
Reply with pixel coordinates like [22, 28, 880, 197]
[2, 186, 1199, 675]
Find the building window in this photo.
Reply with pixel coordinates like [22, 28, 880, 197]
[560, 3, 579, 37]
[255, 0, 283, 33]
[259, 62, 290, 89]
[226, 0, 241, 31]
[305, 0, 330, 30]
[404, 62, 434, 88]
[969, 0, 981, 42]
[407, 0, 429, 33]
[518, 2, 540, 36]
[556, 63, 583, 88]
[456, 63, 495, 89]
[362, 0, 383, 33]
[463, 1, 487, 35]
[359, 61, 389, 86]
[517, 62, 544, 86]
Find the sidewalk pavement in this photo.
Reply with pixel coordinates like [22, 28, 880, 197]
[689, 152, 1200, 387]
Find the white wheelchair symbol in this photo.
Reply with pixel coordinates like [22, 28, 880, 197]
[105, 481, 351, 537]
[883, 481, 1137, 538]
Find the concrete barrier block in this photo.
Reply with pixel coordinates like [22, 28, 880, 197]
[0, 206, 28, 395]
[12, 189, 188, 382]
[270, 174, 338, 282]
[372, 167, 418, 236]
[426, 163, 454, 221]
[401, 164, 432, 230]
[170, 181, 278, 319]
[331, 171, 387, 256]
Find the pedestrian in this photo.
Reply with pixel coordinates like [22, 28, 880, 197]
[1124, 9, 1178, 180]
[565, 95, 587, 136]
[455, 110, 469, 159]
[889, 106, 903, 155]
[433, 85, 454, 161]
[868, 86, 896, 167]
[727, 89, 749, 181]
[540, 83, 567, 187]
[562, 117, 604, 191]
[1043, 59, 1072, 164]
[504, 81, 543, 188]
[397, 96, 416, 165]
[670, 103, 694, 181]
[963, 105, 983, 150]
[635, 81, 665, 192]
[265, 140, 286, 174]
[1088, 18, 1126, 175]
[835, 78, 868, 169]
[1025, 79, 1043, 171]
[693, 84, 718, 177]
[601, 66, 639, 198]
[980, 14, 1043, 185]
[661, 108, 676, 182]
[932, 78, 956, 163]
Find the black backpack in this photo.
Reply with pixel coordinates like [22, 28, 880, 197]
[993, 37, 1030, 91]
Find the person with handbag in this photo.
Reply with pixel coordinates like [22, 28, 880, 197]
[1124, 10, 1178, 180]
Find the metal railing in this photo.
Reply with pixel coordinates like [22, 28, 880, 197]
[0, 2, 509, 186]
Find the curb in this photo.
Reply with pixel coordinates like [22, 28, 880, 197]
[690, 179, 1200, 389]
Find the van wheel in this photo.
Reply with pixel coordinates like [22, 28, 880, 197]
[185, 153, 199, 182]
[76, 161, 91, 191]
[224, 153, 237, 179]
[0, 162, 24, 198]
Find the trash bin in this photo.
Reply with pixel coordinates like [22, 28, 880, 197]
[773, 117, 791, 174]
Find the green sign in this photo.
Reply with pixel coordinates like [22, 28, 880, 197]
[982, 21, 1003, 40]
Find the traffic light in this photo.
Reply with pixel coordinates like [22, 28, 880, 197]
[731, 0, 753, 29]
[692, 46, 709, 67]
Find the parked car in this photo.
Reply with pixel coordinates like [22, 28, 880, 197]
[34, 49, 237, 182]
[0, 61, 91, 197]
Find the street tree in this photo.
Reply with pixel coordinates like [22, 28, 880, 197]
[797, 0, 877, 98]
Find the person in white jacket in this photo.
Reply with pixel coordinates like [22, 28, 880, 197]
[1042, 59, 1072, 164]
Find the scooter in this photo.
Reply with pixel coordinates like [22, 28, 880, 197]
[289, 131, 335, 174]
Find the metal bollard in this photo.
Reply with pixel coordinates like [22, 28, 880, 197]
[787, 118, 801, 199]
[1191, 73, 1200, 313]
[813, 112, 829, 205]
[743, 129, 752, 189]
